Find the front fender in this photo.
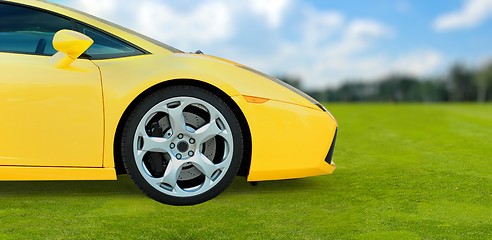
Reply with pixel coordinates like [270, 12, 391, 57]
[93, 53, 321, 169]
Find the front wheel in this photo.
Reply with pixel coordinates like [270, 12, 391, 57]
[120, 85, 244, 205]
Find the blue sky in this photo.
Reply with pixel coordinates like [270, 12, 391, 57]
[53, 0, 492, 89]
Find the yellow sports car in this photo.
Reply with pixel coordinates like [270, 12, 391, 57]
[0, 0, 337, 205]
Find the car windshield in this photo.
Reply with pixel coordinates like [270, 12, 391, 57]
[45, 1, 183, 53]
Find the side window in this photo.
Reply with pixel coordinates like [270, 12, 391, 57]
[76, 23, 144, 59]
[0, 3, 72, 55]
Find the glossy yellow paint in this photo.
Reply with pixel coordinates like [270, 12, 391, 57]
[0, 166, 116, 181]
[232, 96, 337, 181]
[1, 0, 338, 181]
[93, 53, 330, 172]
[0, 53, 104, 168]
[51, 30, 94, 68]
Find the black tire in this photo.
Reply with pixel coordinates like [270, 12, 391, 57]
[120, 85, 243, 205]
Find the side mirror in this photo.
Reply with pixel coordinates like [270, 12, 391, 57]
[50, 29, 94, 68]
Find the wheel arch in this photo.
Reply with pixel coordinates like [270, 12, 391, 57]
[113, 79, 252, 178]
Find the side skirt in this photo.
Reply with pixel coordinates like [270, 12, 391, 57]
[0, 166, 117, 181]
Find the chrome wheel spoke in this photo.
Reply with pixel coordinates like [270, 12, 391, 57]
[191, 154, 220, 180]
[165, 101, 188, 134]
[160, 159, 184, 190]
[194, 118, 223, 144]
[134, 125, 170, 164]
[140, 135, 169, 153]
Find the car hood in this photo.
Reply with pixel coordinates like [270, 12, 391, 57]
[193, 54, 327, 112]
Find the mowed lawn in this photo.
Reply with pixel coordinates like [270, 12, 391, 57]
[0, 104, 491, 239]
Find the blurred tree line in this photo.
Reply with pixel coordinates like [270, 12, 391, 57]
[278, 62, 492, 102]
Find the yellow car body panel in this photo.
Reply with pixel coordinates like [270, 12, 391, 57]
[0, 53, 104, 168]
[98, 60, 338, 181]
[232, 96, 337, 181]
[93, 54, 333, 174]
[0, 0, 337, 182]
[0, 166, 115, 181]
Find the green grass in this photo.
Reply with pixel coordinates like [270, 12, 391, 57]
[1, 104, 491, 239]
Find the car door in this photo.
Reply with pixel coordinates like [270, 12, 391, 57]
[0, 3, 103, 167]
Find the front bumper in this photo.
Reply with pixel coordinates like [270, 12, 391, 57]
[232, 96, 338, 181]
[325, 128, 337, 164]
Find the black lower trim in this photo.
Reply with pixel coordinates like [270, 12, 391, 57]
[325, 128, 337, 164]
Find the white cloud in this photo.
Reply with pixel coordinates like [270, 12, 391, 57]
[71, 0, 118, 18]
[302, 8, 344, 45]
[243, 15, 442, 89]
[393, 50, 442, 76]
[434, 0, 492, 31]
[345, 19, 392, 40]
[137, 1, 233, 46]
[253, 15, 398, 88]
[68, 0, 235, 49]
[330, 19, 393, 56]
[250, 0, 291, 29]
